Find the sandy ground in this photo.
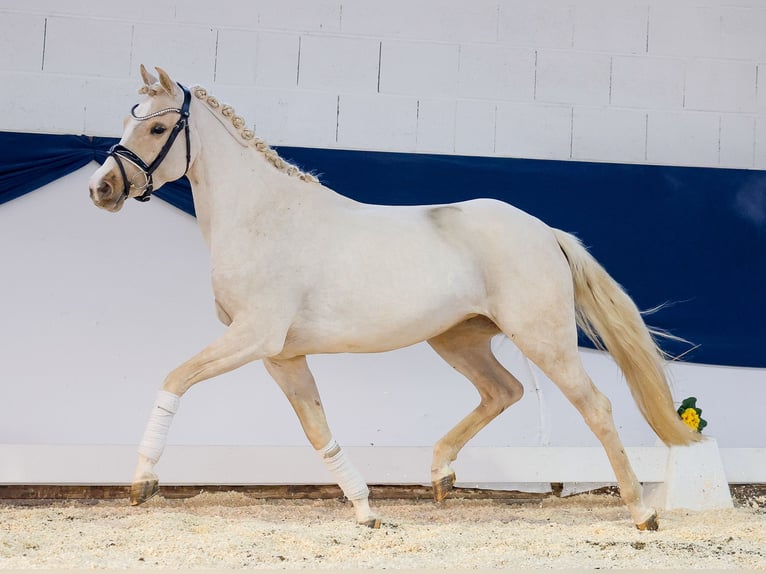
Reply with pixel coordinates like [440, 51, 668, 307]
[1, 490, 764, 570]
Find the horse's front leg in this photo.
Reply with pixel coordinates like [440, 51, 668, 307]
[263, 356, 380, 528]
[131, 320, 281, 505]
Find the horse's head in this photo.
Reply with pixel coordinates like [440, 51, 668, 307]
[89, 65, 193, 212]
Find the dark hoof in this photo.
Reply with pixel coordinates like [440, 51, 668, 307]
[129, 479, 159, 506]
[432, 472, 456, 503]
[359, 517, 382, 529]
[636, 513, 659, 531]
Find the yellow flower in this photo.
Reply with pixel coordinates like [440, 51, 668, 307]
[680, 407, 700, 431]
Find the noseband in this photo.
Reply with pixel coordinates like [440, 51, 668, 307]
[108, 83, 192, 202]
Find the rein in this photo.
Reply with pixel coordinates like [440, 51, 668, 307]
[108, 83, 192, 202]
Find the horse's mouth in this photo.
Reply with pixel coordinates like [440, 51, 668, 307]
[92, 191, 126, 213]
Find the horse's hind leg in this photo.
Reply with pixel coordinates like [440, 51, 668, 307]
[427, 316, 524, 502]
[501, 318, 658, 530]
[263, 355, 380, 528]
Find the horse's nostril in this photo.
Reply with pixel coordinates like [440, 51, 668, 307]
[97, 180, 112, 197]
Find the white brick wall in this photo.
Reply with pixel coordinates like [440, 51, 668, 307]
[1, 0, 765, 169]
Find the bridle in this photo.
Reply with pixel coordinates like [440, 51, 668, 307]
[107, 83, 192, 202]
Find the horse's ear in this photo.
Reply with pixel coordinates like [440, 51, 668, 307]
[140, 64, 158, 86]
[155, 67, 177, 96]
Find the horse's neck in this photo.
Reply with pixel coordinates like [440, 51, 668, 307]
[185, 104, 305, 251]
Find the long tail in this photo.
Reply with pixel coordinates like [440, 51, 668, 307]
[553, 228, 701, 446]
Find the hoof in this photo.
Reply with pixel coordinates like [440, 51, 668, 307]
[359, 517, 382, 529]
[636, 513, 659, 531]
[432, 472, 456, 503]
[129, 479, 159, 506]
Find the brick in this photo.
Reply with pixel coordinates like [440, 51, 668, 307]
[215, 30, 299, 88]
[721, 7, 766, 61]
[0, 71, 85, 133]
[0, 13, 45, 72]
[454, 100, 496, 155]
[611, 56, 685, 109]
[131, 23, 218, 85]
[648, 5, 721, 58]
[340, 0, 498, 43]
[43, 16, 132, 77]
[337, 93, 417, 151]
[416, 99, 456, 153]
[498, 1, 575, 48]
[298, 35, 380, 93]
[685, 60, 757, 113]
[379, 40, 459, 97]
[251, 89, 338, 148]
[458, 45, 535, 102]
[646, 111, 719, 167]
[1, 0, 176, 21]
[572, 108, 646, 163]
[495, 102, 572, 160]
[574, 2, 649, 54]
[535, 50, 611, 105]
[719, 115, 755, 169]
[759, 64, 766, 113]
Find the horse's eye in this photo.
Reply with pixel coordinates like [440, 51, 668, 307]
[151, 124, 167, 135]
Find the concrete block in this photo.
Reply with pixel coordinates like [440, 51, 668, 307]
[379, 40, 459, 97]
[215, 30, 299, 88]
[131, 23, 218, 85]
[719, 115, 755, 169]
[611, 56, 685, 109]
[251, 89, 338, 148]
[170, 1, 257, 28]
[759, 64, 766, 113]
[256, 0, 341, 33]
[454, 100, 496, 156]
[721, 6, 766, 61]
[256, 33, 301, 88]
[43, 16, 132, 77]
[495, 102, 572, 160]
[754, 117, 766, 169]
[572, 108, 646, 163]
[649, 5, 722, 58]
[340, 0, 498, 43]
[83, 78, 145, 137]
[0, 0, 176, 21]
[0, 71, 85, 133]
[0, 13, 45, 72]
[458, 45, 535, 102]
[644, 438, 733, 511]
[298, 35, 380, 93]
[498, 1, 575, 48]
[647, 110, 720, 167]
[416, 99, 456, 154]
[535, 50, 611, 105]
[337, 93, 417, 151]
[573, 2, 649, 54]
[685, 60, 757, 113]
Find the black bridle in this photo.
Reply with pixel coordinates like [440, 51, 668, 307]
[108, 83, 192, 202]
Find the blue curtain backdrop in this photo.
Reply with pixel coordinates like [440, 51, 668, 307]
[1, 130, 764, 368]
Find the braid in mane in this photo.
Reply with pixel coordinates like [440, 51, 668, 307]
[191, 86, 319, 184]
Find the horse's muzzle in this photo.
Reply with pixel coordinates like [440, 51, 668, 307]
[89, 166, 126, 212]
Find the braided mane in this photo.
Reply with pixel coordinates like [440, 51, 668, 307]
[181, 85, 319, 184]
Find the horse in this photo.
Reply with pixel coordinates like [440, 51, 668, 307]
[89, 65, 700, 531]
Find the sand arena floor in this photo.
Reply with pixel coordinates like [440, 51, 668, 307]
[1, 488, 764, 570]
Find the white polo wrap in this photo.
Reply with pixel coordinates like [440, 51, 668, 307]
[137, 390, 180, 462]
[317, 438, 369, 501]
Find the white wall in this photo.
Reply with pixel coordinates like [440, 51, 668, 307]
[1, 0, 765, 168]
[0, 1, 764, 486]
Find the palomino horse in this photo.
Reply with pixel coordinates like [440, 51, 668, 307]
[89, 66, 699, 531]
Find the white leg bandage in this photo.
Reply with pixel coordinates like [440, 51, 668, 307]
[137, 390, 180, 463]
[317, 438, 369, 501]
